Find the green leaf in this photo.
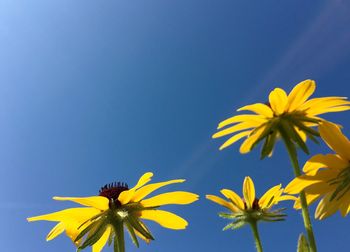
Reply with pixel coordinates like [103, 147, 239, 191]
[297, 233, 310, 252]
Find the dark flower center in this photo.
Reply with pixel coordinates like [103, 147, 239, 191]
[244, 198, 260, 210]
[99, 182, 129, 207]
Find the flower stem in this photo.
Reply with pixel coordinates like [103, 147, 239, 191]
[249, 221, 263, 252]
[281, 134, 317, 252]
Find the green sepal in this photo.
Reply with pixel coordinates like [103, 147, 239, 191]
[260, 130, 277, 159]
[281, 120, 309, 155]
[297, 233, 310, 252]
[292, 120, 320, 138]
[125, 220, 140, 247]
[78, 219, 108, 249]
[126, 215, 154, 240]
[223, 220, 246, 231]
[250, 121, 277, 152]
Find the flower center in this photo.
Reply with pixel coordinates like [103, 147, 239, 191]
[243, 198, 260, 210]
[99, 182, 129, 207]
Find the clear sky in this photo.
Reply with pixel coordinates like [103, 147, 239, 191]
[1, 0, 350, 251]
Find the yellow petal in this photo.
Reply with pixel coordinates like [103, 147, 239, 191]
[239, 126, 266, 153]
[220, 189, 244, 210]
[319, 121, 350, 160]
[259, 184, 281, 209]
[206, 195, 239, 212]
[218, 114, 267, 129]
[243, 177, 255, 209]
[213, 121, 262, 138]
[269, 88, 288, 115]
[285, 170, 335, 194]
[53, 196, 109, 211]
[27, 207, 100, 222]
[237, 103, 273, 118]
[141, 191, 199, 207]
[299, 96, 349, 112]
[131, 179, 185, 202]
[46, 222, 65, 241]
[293, 194, 321, 209]
[219, 130, 251, 150]
[286, 80, 315, 112]
[140, 210, 188, 230]
[92, 226, 111, 252]
[339, 192, 350, 217]
[119, 172, 153, 205]
[303, 154, 347, 175]
[315, 194, 341, 220]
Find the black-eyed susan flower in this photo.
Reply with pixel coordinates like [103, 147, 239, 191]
[213, 80, 350, 159]
[285, 121, 350, 220]
[206, 177, 295, 252]
[28, 172, 199, 252]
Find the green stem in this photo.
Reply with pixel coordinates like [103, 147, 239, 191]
[281, 133, 317, 252]
[249, 221, 263, 252]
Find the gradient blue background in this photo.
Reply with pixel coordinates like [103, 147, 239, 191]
[1, 0, 350, 251]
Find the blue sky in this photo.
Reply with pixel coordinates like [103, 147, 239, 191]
[1, 0, 350, 251]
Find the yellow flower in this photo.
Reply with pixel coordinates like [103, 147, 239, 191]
[213, 80, 350, 158]
[285, 121, 350, 220]
[28, 172, 199, 252]
[206, 177, 295, 229]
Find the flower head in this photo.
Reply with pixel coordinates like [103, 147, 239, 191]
[213, 80, 350, 158]
[28, 172, 199, 252]
[206, 177, 295, 230]
[285, 121, 350, 219]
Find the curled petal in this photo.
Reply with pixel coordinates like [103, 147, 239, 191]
[220, 189, 244, 210]
[119, 172, 153, 205]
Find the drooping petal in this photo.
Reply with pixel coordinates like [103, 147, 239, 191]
[141, 191, 199, 207]
[243, 177, 255, 209]
[259, 184, 281, 209]
[219, 130, 251, 150]
[286, 80, 315, 112]
[140, 210, 188, 230]
[220, 189, 244, 210]
[27, 207, 100, 222]
[319, 121, 350, 160]
[303, 154, 347, 175]
[131, 179, 185, 202]
[206, 195, 239, 212]
[339, 191, 350, 217]
[46, 222, 65, 241]
[269, 88, 288, 115]
[53, 196, 109, 211]
[239, 126, 266, 153]
[119, 172, 153, 205]
[237, 103, 273, 118]
[92, 226, 111, 252]
[217, 114, 267, 129]
[213, 121, 262, 138]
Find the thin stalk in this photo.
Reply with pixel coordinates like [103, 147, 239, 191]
[249, 221, 263, 252]
[281, 134, 317, 252]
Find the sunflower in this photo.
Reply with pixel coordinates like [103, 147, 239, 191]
[206, 176, 295, 230]
[212, 80, 350, 158]
[285, 121, 350, 219]
[28, 172, 199, 252]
